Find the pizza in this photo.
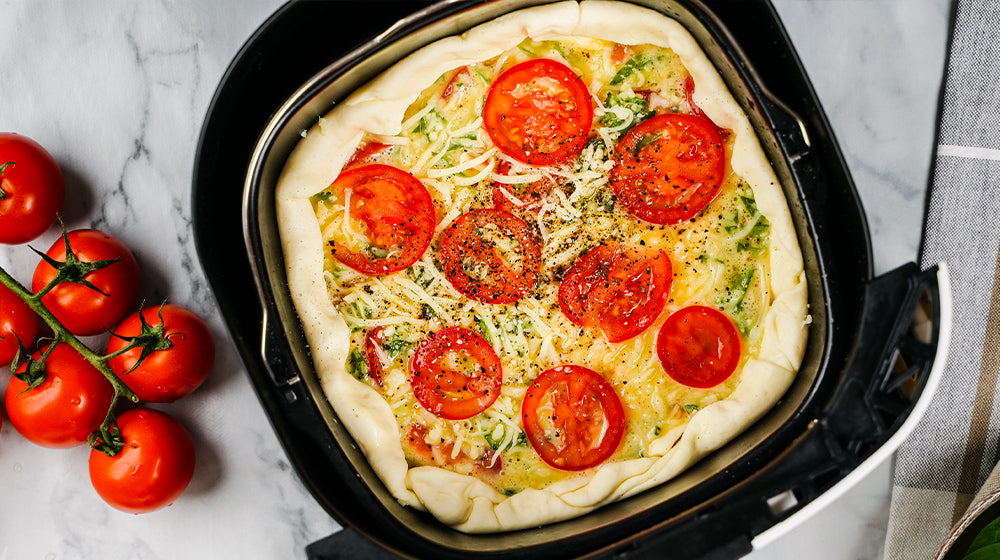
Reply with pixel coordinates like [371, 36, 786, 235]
[274, 0, 808, 533]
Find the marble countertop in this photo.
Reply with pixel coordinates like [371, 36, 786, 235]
[0, 1, 949, 558]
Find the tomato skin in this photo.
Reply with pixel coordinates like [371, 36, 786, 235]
[656, 305, 741, 388]
[89, 407, 195, 514]
[440, 209, 541, 304]
[362, 326, 387, 388]
[610, 113, 725, 224]
[5, 343, 114, 448]
[106, 305, 215, 403]
[31, 229, 141, 336]
[483, 58, 594, 165]
[0, 282, 39, 366]
[409, 327, 502, 420]
[521, 365, 626, 471]
[558, 243, 672, 343]
[0, 133, 65, 245]
[326, 164, 435, 276]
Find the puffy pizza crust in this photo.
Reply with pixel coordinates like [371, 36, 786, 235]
[275, 0, 808, 533]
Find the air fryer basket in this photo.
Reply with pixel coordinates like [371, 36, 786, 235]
[193, 1, 947, 558]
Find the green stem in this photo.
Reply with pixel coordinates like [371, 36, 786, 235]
[0, 161, 12, 200]
[0, 263, 139, 405]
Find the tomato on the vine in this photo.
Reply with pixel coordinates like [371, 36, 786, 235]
[89, 407, 195, 514]
[0, 133, 65, 245]
[5, 343, 115, 448]
[0, 281, 38, 366]
[106, 304, 215, 403]
[32, 229, 141, 337]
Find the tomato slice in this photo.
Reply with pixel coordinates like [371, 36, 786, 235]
[440, 209, 541, 304]
[363, 326, 387, 388]
[558, 243, 672, 343]
[656, 305, 741, 388]
[409, 327, 502, 420]
[326, 164, 435, 275]
[610, 113, 725, 224]
[521, 365, 625, 471]
[483, 58, 594, 165]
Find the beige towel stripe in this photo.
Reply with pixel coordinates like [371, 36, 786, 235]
[952, 242, 1000, 524]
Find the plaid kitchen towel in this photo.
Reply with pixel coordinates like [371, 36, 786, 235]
[883, 1, 1000, 558]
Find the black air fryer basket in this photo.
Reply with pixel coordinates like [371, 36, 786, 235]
[191, 1, 951, 558]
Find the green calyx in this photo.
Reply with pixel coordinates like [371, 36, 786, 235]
[105, 305, 175, 375]
[32, 232, 121, 299]
[0, 161, 13, 200]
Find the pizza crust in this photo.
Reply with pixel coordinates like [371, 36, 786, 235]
[275, 0, 808, 533]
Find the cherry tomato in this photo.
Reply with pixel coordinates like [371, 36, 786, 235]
[558, 242, 672, 343]
[0, 282, 38, 366]
[362, 326, 387, 388]
[440, 209, 541, 304]
[483, 59, 594, 165]
[5, 343, 114, 448]
[89, 407, 195, 514]
[106, 305, 215, 403]
[31, 229, 141, 336]
[521, 365, 626, 471]
[325, 164, 435, 276]
[0, 133, 65, 245]
[657, 305, 741, 388]
[610, 113, 725, 224]
[409, 327, 502, 420]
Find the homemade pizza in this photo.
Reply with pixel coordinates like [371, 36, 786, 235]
[274, 0, 808, 533]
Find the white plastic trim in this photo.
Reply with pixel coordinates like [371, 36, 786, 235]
[751, 262, 954, 551]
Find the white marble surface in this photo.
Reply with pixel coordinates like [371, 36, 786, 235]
[0, 1, 949, 558]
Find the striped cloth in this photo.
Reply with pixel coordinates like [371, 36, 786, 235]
[884, 1, 1000, 558]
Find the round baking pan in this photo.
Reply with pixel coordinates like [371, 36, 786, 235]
[193, 1, 950, 558]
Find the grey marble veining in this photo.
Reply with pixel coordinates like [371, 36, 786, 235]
[0, 1, 950, 558]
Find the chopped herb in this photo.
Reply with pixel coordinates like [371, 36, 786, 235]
[419, 303, 436, 320]
[382, 336, 414, 359]
[602, 93, 655, 136]
[315, 190, 334, 205]
[347, 347, 368, 381]
[475, 315, 493, 344]
[730, 267, 755, 309]
[610, 54, 653, 85]
[632, 132, 661, 157]
[683, 403, 700, 414]
[413, 108, 445, 140]
[363, 243, 390, 259]
[474, 67, 492, 84]
[517, 45, 537, 56]
[737, 217, 770, 254]
[502, 488, 519, 497]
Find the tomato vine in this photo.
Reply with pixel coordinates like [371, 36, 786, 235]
[0, 230, 176, 457]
